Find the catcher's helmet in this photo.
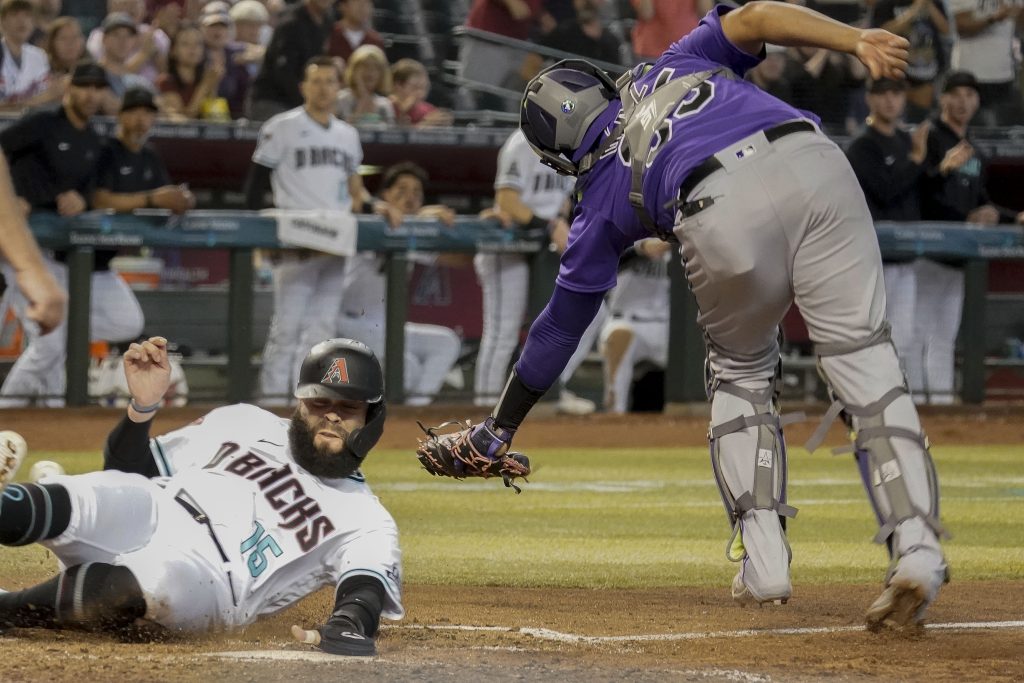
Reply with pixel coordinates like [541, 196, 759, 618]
[520, 59, 618, 176]
[294, 338, 384, 404]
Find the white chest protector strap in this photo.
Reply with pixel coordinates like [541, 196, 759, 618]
[578, 66, 732, 238]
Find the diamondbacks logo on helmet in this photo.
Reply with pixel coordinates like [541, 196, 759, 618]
[322, 358, 350, 384]
[561, 99, 576, 114]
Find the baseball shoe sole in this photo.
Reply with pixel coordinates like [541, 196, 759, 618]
[731, 572, 789, 607]
[0, 430, 27, 493]
[865, 577, 928, 632]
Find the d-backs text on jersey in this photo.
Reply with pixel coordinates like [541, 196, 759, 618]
[294, 146, 354, 170]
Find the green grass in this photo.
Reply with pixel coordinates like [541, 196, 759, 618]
[7, 446, 1024, 589]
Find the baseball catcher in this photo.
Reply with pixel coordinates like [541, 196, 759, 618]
[0, 336, 402, 655]
[418, 1, 949, 631]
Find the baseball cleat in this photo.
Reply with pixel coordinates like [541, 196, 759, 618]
[556, 390, 596, 416]
[865, 578, 928, 632]
[0, 431, 28, 492]
[731, 572, 789, 607]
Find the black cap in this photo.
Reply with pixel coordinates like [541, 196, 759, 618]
[294, 338, 385, 403]
[120, 86, 158, 112]
[943, 70, 980, 94]
[867, 77, 907, 94]
[102, 12, 137, 34]
[70, 60, 109, 88]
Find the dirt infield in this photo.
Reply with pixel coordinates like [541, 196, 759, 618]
[2, 405, 1022, 682]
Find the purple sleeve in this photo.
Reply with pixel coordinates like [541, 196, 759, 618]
[514, 285, 606, 391]
[556, 201, 635, 293]
[666, 5, 763, 77]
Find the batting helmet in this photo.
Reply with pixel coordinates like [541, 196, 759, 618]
[295, 338, 384, 403]
[520, 59, 618, 176]
[295, 338, 386, 462]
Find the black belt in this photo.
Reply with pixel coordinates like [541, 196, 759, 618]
[175, 489, 238, 606]
[678, 120, 817, 201]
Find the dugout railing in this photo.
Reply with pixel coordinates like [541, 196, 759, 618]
[22, 212, 1024, 407]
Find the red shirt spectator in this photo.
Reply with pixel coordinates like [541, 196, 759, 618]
[466, 0, 544, 40]
[327, 0, 386, 62]
[630, 0, 707, 60]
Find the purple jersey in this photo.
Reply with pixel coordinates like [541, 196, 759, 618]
[556, 4, 816, 295]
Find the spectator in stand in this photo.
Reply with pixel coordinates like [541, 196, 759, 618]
[630, 0, 711, 61]
[0, 60, 144, 407]
[28, 0, 61, 47]
[915, 71, 1024, 403]
[93, 87, 195, 214]
[461, 0, 543, 108]
[390, 58, 452, 127]
[337, 162, 462, 407]
[948, 0, 1023, 125]
[44, 16, 86, 76]
[538, 0, 622, 65]
[870, 0, 949, 123]
[248, 0, 332, 121]
[87, 0, 170, 85]
[96, 13, 155, 99]
[327, 0, 384, 63]
[336, 44, 394, 127]
[155, 23, 226, 120]
[846, 77, 930, 401]
[0, 0, 52, 111]
[784, 44, 868, 132]
[746, 44, 795, 102]
[199, 10, 252, 118]
[229, 0, 271, 79]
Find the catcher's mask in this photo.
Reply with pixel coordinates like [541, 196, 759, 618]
[520, 59, 618, 177]
[295, 338, 386, 460]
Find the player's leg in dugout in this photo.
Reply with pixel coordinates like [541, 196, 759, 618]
[0, 471, 160, 631]
[295, 254, 347, 381]
[404, 322, 461, 406]
[260, 255, 321, 403]
[473, 253, 529, 405]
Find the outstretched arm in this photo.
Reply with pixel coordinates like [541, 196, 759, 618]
[103, 337, 171, 475]
[721, 1, 909, 80]
[291, 575, 386, 656]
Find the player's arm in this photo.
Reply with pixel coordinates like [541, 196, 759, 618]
[291, 575, 387, 656]
[244, 162, 274, 210]
[720, 1, 909, 80]
[104, 337, 171, 476]
[348, 174, 371, 213]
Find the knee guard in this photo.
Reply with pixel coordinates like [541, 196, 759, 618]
[807, 327, 949, 568]
[707, 374, 801, 562]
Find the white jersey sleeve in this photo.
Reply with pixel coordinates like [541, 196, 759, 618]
[252, 114, 285, 168]
[150, 404, 285, 476]
[494, 129, 574, 220]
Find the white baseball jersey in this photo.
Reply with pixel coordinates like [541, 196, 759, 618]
[948, 0, 1020, 83]
[607, 245, 670, 322]
[0, 40, 50, 104]
[494, 129, 574, 220]
[135, 404, 403, 629]
[252, 107, 363, 210]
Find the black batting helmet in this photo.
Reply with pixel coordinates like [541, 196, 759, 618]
[295, 338, 386, 463]
[295, 338, 384, 403]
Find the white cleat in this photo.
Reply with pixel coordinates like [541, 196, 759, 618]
[556, 390, 596, 416]
[731, 571, 789, 607]
[0, 431, 27, 493]
[865, 547, 947, 632]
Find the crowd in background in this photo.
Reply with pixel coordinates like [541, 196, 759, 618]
[0, 0, 1021, 129]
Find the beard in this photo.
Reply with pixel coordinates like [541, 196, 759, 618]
[288, 413, 362, 478]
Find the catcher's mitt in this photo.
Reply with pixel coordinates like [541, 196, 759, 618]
[416, 419, 531, 493]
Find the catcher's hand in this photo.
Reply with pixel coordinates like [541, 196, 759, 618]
[416, 418, 531, 493]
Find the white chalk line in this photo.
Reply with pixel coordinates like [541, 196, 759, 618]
[393, 620, 1024, 644]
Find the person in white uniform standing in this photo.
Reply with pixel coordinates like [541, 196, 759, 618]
[599, 238, 671, 413]
[474, 128, 603, 414]
[245, 55, 371, 405]
[0, 335, 402, 656]
[337, 162, 462, 406]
